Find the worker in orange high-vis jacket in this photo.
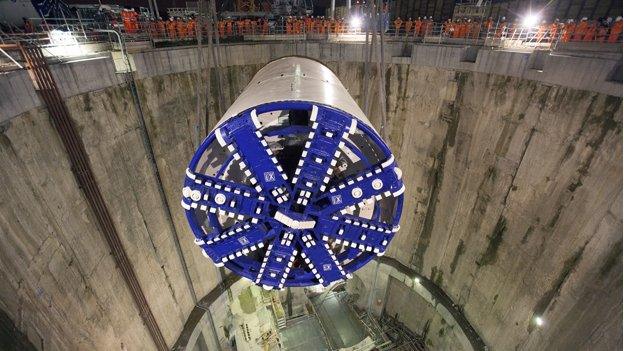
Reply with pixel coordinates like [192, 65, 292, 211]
[155, 17, 165, 38]
[251, 19, 257, 34]
[414, 17, 422, 37]
[561, 20, 573, 42]
[236, 19, 245, 36]
[573, 17, 588, 41]
[404, 18, 413, 36]
[318, 18, 326, 34]
[262, 18, 269, 34]
[177, 18, 188, 39]
[608, 17, 622, 43]
[484, 17, 493, 34]
[187, 16, 197, 38]
[226, 19, 233, 36]
[423, 16, 433, 36]
[148, 18, 158, 38]
[218, 20, 225, 38]
[457, 20, 467, 38]
[121, 8, 134, 33]
[166, 17, 177, 39]
[451, 20, 460, 38]
[583, 20, 596, 41]
[394, 17, 402, 36]
[535, 21, 547, 42]
[296, 18, 304, 34]
[466, 19, 477, 39]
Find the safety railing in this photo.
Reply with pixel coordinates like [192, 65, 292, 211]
[1, 17, 621, 72]
[133, 18, 623, 49]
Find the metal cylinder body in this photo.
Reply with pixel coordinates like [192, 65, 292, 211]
[182, 57, 405, 289]
[219, 57, 370, 126]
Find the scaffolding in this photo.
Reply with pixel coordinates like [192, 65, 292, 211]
[356, 310, 427, 351]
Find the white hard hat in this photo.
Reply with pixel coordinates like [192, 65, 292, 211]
[582, 17, 588, 20]
[617, 16, 623, 21]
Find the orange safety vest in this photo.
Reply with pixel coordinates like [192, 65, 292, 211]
[424, 20, 433, 36]
[562, 23, 575, 42]
[608, 20, 622, 43]
[573, 21, 587, 41]
[176, 20, 188, 38]
[262, 20, 269, 34]
[121, 11, 132, 32]
[394, 19, 402, 32]
[583, 23, 596, 41]
[218, 21, 225, 37]
[187, 19, 196, 37]
[495, 22, 506, 38]
[414, 20, 422, 36]
[148, 21, 158, 37]
[404, 20, 413, 34]
[156, 20, 166, 38]
[226, 21, 233, 35]
[485, 19, 493, 32]
[166, 20, 177, 38]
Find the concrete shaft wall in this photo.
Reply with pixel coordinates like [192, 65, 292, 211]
[0, 42, 621, 350]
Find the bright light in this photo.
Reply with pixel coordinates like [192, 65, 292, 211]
[522, 14, 540, 27]
[47, 30, 89, 58]
[534, 316, 545, 326]
[414, 277, 421, 284]
[350, 16, 362, 29]
[49, 30, 78, 46]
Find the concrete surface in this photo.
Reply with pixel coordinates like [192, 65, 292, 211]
[0, 41, 620, 350]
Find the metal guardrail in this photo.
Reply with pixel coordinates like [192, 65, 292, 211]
[2, 18, 622, 46]
[1, 18, 621, 72]
[0, 18, 622, 72]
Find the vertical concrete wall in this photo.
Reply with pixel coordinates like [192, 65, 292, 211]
[0, 43, 620, 350]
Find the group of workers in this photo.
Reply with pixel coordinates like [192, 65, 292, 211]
[281, 17, 350, 35]
[217, 18, 270, 36]
[117, 8, 623, 44]
[146, 17, 198, 39]
[392, 16, 436, 37]
[391, 16, 623, 43]
[215, 17, 352, 36]
[138, 16, 359, 39]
